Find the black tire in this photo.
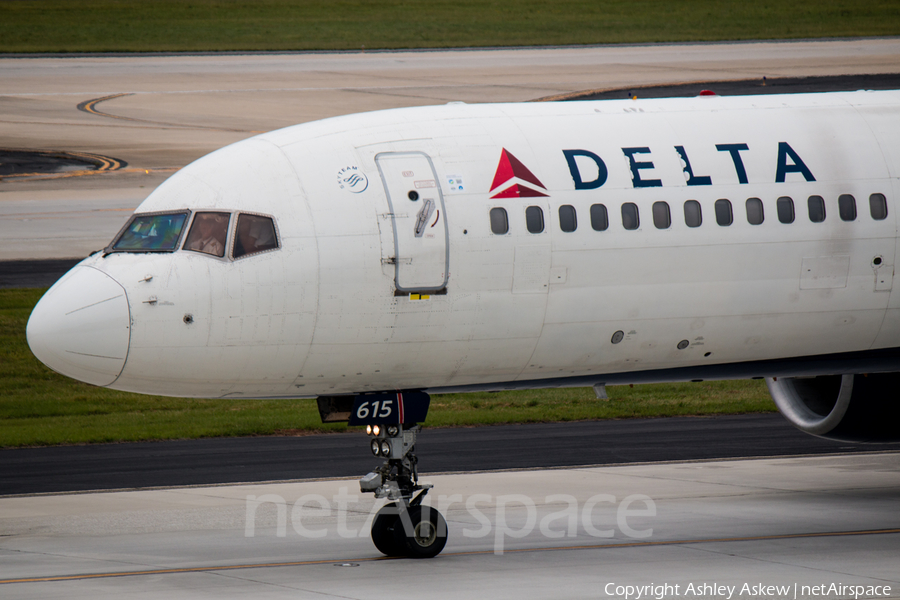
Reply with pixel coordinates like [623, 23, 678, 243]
[371, 503, 404, 556]
[395, 505, 448, 559]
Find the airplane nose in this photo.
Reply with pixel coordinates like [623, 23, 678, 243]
[26, 266, 131, 387]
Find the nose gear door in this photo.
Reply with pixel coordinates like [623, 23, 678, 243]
[375, 152, 449, 293]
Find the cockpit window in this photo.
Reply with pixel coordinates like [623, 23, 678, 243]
[183, 212, 230, 258]
[110, 212, 189, 252]
[233, 213, 279, 259]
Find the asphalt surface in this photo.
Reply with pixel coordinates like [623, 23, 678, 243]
[0, 258, 80, 289]
[0, 149, 101, 177]
[573, 72, 900, 99]
[2, 413, 897, 496]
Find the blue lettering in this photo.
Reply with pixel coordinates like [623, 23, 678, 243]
[622, 147, 662, 188]
[775, 142, 815, 182]
[675, 146, 712, 186]
[563, 149, 608, 190]
[716, 143, 750, 184]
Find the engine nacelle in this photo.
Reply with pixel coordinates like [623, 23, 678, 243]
[767, 373, 900, 443]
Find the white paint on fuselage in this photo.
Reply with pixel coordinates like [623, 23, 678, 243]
[38, 91, 900, 398]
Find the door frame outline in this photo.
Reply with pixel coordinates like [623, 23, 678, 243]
[375, 151, 450, 293]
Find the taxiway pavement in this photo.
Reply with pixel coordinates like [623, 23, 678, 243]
[1, 452, 898, 599]
[3, 40, 900, 597]
[3, 414, 899, 496]
[2, 38, 900, 259]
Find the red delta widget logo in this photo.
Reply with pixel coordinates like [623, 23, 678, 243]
[489, 149, 548, 198]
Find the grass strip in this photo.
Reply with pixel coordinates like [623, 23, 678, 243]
[1, 0, 898, 54]
[1, 288, 774, 447]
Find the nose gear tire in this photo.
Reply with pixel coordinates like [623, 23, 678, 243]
[395, 505, 448, 559]
[371, 503, 405, 557]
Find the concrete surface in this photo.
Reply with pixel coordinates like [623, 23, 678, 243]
[0, 187, 149, 259]
[1, 452, 898, 598]
[2, 39, 900, 259]
[4, 41, 900, 599]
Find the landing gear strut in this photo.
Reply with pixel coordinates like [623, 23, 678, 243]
[316, 392, 447, 558]
[360, 424, 448, 558]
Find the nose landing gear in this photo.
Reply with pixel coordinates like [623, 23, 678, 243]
[360, 423, 448, 558]
[317, 391, 447, 558]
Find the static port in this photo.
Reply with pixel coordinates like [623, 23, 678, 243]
[408, 190, 419, 201]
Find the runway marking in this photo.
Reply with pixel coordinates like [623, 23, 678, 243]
[76, 93, 136, 119]
[2, 166, 178, 182]
[2, 527, 898, 585]
[0, 147, 125, 172]
[76, 93, 262, 133]
[0, 148, 136, 182]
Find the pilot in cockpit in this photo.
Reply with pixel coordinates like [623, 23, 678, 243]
[184, 212, 229, 257]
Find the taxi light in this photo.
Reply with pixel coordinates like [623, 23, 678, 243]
[386, 425, 400, 437]
[366, 425, 373, 435]
[372, 425, 381, 437]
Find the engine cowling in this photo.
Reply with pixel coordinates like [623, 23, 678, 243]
[767, 373, 900, 442]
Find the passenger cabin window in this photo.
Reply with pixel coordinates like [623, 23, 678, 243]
[490, 207, 509, 234]
[684, 200, 702, 228]
[110, 212, 188, 252]
[870, 193, 888, 220]
[839, 194, 857, 222]
[652, 202, 671, 229]
[183, 212, 230, 257]
[621, 203, 640, 230]
[525, 206, 544, 233]
[233, 214, 279, 259]
[559, 205, 577, 232]
[745, 198, 764, 225]
[715, 199, 733, 226]
[590, 203, 609, 231]
[808, 196, 826, 223]
[776, 197, 795, 224]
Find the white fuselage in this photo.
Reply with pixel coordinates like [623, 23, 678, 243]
[26, 91, 900, 398]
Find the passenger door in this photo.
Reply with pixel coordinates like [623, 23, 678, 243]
[375, 151, 449, 292]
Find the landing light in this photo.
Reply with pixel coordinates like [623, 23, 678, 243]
[370, 439, 381, 456]
[380, 440, 392, 457]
